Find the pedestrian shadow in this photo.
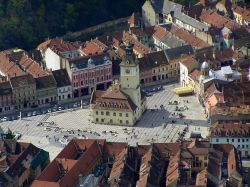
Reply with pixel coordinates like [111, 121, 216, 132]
[135, 108, 208, 128]
[135, 108, 171, 128]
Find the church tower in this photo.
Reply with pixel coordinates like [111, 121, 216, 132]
[120, 43, 142, 114]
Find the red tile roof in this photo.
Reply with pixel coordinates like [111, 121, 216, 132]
[123, 32, 152, 56]
[210, 121, 250, 138]
[108, 147, 127, 181]
[196, 168, 207, 186]
[180, 55, 196, 69]
[0, 51, 26, 78]
[38, 39, 81, 55]
[128, 12, 140, 26]
[90, 82, 138, 112]
[153, 26, 168, 40]
[232, 5, 250, 21]
[19, 54, 49, 78]
[33, 139, 104, 187]
[200, 10, 241, 30]
[166, 151, 180, 186]
[81, 39, 108, 55]
[169, 25, 210, 48]
[189, 69, 201, 82]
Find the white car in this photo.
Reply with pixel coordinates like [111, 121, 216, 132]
[1, 117, 8, 121]
[44, 127, 52, 131]
[14, 133, 22, 140]
[32, 111, 37, 116]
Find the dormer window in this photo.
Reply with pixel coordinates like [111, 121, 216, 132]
[231, 131, 234, 136]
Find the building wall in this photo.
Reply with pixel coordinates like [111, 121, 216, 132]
[57, 86, 72, 101]
[13, 84, 37, 109]
[175, 19, 196, 33]
[210, 137, 250, 158]
[153, 37, 170, 51]
[233, 11, 243, 25]
[37, 87, 57, 105]
[71, 62, 112, 97]
[180, 63, 188, 87]
[44, 48, 61, 71]
[0, 94, 13, 113]
[142, 0, 157, 26]
[196, 30, 214, 45]
[91, 109, 135, 126]
[216, 3, 227, 15]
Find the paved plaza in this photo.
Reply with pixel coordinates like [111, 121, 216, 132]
[0, 84, 209, 159]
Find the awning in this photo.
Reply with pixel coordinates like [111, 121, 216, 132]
[174, 86, 193, 95]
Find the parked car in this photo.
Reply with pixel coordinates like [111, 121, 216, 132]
[14, 133, 22, 140]
[1, 117, 9, 122]
[44, 127, 52, 131]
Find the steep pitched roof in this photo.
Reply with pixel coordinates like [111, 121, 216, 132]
[139, 50, 168, 72]
[90, 82, 138, 112]
[52, 69, 71, 87]
[232, 4, 250, 21]
[200, 10, 241, 30]
[10, 74, 35, 88]
[164, 45, 194, 61]
[35, 74, 57, 90]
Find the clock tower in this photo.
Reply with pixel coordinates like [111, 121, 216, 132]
[120, 43, 142, 115]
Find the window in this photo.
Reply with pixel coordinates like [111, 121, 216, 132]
[126, 120, 129, 124]
[119, 113, 122, 117]
[242, 145, 245, 148]
[216, 139, 219, 142]
[238, 139, 240, 142]
[110, 119, 113, 123]
[113, 112, 116, 116]
[106, 111, 110, 116]
[101, 111, 104, 115]
[232, 139, 234, 142]
[96, 111, 98, 115]
[101, 119, 104, 122]
[96, 118, 99, 122]
[204, 156, 207, 160]
[227, 139, 229, 143]
[247, 139, 249, 142]
[120, 120, 122, 124]
[126, 113, 129, 117]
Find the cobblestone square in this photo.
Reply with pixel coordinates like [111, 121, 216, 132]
[0, 83, 209, 159]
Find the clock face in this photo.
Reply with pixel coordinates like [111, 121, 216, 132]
[125, 69, 130, 74]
